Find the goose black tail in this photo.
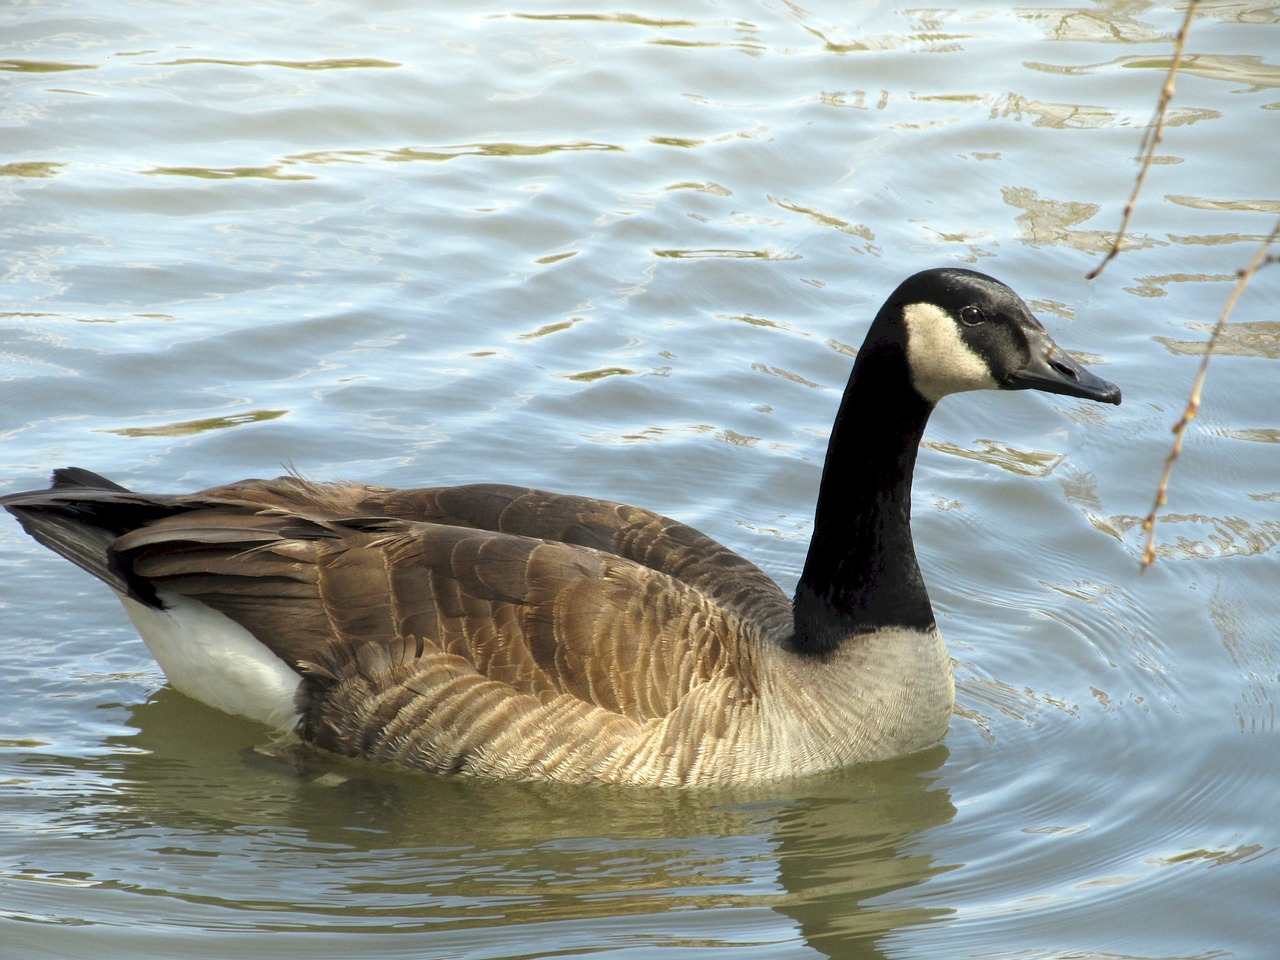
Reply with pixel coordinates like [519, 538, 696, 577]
[2, 468, 186, 606]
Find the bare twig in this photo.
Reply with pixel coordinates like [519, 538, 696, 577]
[1087, 0, 1200, 281]
[1139, 219, 1280, 572]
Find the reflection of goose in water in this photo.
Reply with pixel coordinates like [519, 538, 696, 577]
[4, 269, 1119, 786]
[85, 690, 958, 957]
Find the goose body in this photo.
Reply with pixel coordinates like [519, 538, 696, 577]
[3, 269, 1120, 787]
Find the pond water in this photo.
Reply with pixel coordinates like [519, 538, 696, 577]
[2, 1, 1278, 958]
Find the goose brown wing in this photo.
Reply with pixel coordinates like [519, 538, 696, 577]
[113, 491, 768, 777]
[199, 477, 794, 637]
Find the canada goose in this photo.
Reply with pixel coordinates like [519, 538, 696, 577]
[3, 268, 1120, 787]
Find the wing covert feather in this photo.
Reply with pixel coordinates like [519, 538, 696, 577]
[192, 477, 792, 639]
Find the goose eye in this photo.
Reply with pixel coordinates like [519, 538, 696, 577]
[959, 305, 985, 326]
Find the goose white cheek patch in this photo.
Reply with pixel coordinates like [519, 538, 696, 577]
[902, 302, 998, 403]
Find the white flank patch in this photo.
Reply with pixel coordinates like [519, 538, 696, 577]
[121, 593, 302, 732]
[903, 301, 998, 403]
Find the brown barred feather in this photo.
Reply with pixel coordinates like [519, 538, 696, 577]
[96, 477, 808, 784]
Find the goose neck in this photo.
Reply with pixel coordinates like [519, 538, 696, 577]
[789, 341, 936, 656]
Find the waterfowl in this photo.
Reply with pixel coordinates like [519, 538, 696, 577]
[3, 268, 1120, 787]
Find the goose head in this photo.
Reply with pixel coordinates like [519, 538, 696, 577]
[880, 267, 1122, 407]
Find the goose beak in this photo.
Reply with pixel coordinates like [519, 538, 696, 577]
[1004, 331, 1122, 405]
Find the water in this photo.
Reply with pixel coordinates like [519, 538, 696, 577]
[2, 1, 1278, 957]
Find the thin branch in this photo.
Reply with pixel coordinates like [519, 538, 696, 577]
[1139, 218, 1280, 572]
[1087, 0, 1200, 281]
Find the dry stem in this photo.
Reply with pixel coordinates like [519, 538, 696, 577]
[1139, 220, 1280, 572]
[1087, 1, 1199, 281]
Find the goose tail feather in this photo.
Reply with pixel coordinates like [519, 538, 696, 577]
[1, 468, 183, 606]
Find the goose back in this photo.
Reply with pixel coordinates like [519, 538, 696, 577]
[18, 474, 819, 784]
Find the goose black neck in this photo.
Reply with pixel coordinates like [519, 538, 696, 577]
[788, 336, 936, 656]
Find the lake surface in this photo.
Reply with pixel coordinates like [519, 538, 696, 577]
[2, 1, 1278, 957]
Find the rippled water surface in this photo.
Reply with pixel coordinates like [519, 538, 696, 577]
[2, 2, 1278, 958]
